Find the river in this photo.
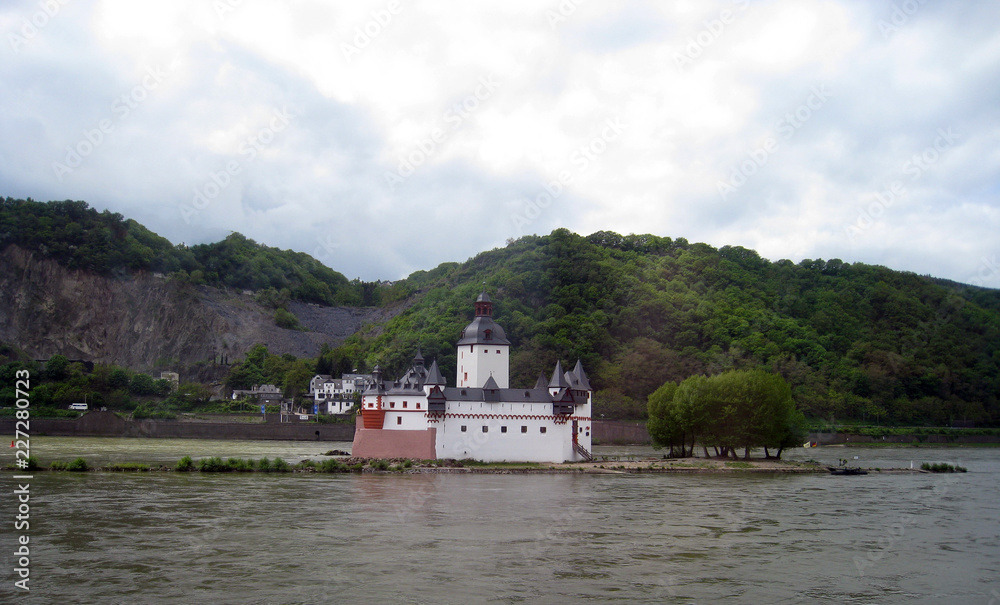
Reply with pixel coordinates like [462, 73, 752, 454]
[2, 439, 999, 603]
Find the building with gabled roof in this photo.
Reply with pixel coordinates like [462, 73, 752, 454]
[352, 292, 593, 462]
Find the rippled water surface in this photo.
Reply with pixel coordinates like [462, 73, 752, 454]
[2, 440, 999, 604]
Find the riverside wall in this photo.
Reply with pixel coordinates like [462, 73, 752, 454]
[1, 411, 355, 441]
[4, 413, 653, 444]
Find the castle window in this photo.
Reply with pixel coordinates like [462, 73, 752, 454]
[521, 426, 527, 433]
[484, 329, 492, 340]
[403, 401, 407, 408]
[416, 403, 421, 409]
[540, 427, 547, 434]
[482, 426, 488, 433]
[461, 425, 467, 432]
[390, 402, 395, 408]
[501, 426, 507, 433]
[397, 417, 402, 425]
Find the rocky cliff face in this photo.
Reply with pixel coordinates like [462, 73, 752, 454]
[0, 245, 392, 372]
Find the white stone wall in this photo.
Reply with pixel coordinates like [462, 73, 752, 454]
[457, 344, 510, 388]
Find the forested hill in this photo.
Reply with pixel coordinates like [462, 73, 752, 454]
[0, 198, 389, 306]
[3, 199, 998, 425]
[334, 229, 1000, 426]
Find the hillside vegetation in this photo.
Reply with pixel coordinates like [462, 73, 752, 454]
[331, 229, 1000, 426]
[2, 199, 998, 426]
[0, 197, 397, 306]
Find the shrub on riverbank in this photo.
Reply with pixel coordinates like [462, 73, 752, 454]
[176, 455, 194, 471]
[921, 462, 967, 473]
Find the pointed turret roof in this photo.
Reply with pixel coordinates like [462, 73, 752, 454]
[425, 359, 446, 386]
[548, 360, 570, 389]
[534, 373, 549, 389]
[412, 347, 425, 366]
[570, 359, 592, 390]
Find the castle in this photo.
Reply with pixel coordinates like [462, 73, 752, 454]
[351, 292, 593, 462]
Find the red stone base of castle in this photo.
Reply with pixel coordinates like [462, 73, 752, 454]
[351, 416, 437, 459]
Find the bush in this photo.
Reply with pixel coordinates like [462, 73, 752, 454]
[198, 456, 230, 472]
[176, 456, 194, 471]
[257, 456, 271, 472]
[920, 462, 967, 473]
[49, 460, 68, 471]
[319, 459, 345, 473]
[66, 457, 89, 472]
[24, 455, 39, 471]
[272, 457, 290, 473]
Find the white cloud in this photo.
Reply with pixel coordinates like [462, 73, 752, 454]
[0, 0, 997, 284]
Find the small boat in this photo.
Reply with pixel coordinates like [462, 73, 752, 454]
[828, 466, 868, 476]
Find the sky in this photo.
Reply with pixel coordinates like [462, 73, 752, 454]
[1, 1, 998, 287]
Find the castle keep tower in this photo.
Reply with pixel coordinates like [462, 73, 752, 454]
[456, 290, 510, 388]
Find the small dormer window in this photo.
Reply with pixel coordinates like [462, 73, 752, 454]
[484, 329, 492, 340]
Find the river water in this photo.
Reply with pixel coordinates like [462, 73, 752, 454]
[2, 439, 999, 604]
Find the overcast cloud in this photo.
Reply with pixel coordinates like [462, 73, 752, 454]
[1, 0, 998, 286]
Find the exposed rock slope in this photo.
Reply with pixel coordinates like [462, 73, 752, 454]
[0, 245, 391, 371]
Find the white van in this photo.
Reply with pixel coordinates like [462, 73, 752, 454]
[69, 403, 88, 411]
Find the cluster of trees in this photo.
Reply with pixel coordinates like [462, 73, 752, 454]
[0, 198, 396, 306]
[0, 351, 207, 416]
[335, 229, 1000, 426]
[224, 344, 314, 400]
[646, 370, 807, 459]
[4, 199, 998, 426]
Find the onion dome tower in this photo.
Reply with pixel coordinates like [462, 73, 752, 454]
[456, 290, 510, 388]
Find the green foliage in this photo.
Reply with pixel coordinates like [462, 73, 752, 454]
[334, 229, 999, 426]
[176, 456, 194, 471]
[274, 307, 303, 330]
[647, 370, 806, 459]
[49, 460, 68, 470]
[197, 457, 231, 472]
[271, 457, 290, 472]
[66, 457, 89, 472]
[24, 456, 39, 471]
[921, 462, 967, 473]
[0, 198, 371, 305]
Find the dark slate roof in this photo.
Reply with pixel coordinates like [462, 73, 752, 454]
[533, 373, 549, 389]
[425, 359, 446, 386]
[441, 387, 554, 403]
[476, 290, 491, 303]
[456, 315, 510, 345]
[482, 375, 501, 390]
[548, 361, 569, 389]
[571, 360, 592, 390]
